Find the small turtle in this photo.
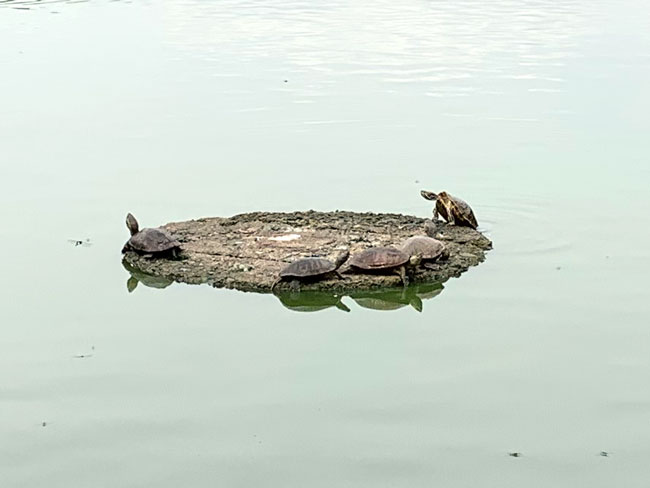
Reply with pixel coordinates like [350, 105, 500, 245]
[121, 213, 181, 258]
[400, 235, 446, 262]
[347, 247, 420, 287]
[420, 190, 478, 229]
[271, 249, 350, 291]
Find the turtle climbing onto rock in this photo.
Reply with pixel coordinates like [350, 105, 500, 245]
[121, 213, 182, 258]
[346, 247, 421, 287]
[400, 234, 447, 263]
[420, 190, 478, 229]
[271, 249, 350, 291]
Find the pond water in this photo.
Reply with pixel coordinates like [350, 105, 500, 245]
[2, 0, 650, 486]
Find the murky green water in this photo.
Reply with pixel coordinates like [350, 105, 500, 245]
[2, 0, 650, 486]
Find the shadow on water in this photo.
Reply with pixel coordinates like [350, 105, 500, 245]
[274, 282, 444, 314]
[275, 290, 351, 313]
[123, 259, 443, 313]
[349, 282, 443, 313]
[122, 260, 174, 293]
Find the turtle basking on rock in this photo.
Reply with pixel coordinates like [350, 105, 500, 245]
[400, 234, 447, 263]
[346, 247, 421, 287]
[420, 190, 478, 229]
[271, 249, 350, 291]
[121, 213, 181, 258]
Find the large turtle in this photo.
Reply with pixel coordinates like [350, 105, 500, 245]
[271, 249, 349, 291]
[347, 247, 420, 287]
[420, 190, 478, 229]
[121, 213, 181, 258]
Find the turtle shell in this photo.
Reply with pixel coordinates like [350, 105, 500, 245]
[349, 247, 409, 270]
[279, 257, 336, 278]
[400, 236, 445, 261]
[441, 192, 478, 229]
[124, 228, 181, 253]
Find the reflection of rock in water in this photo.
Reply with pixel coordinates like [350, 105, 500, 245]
[274, 290, 350, 313]
[122, 260, 174, 293]
[350, 282, 444, 312]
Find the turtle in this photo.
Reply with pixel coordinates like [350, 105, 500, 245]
[420, 190, 478, 229]
[271, 249, 350, 291]
[400, 235, 447, 262]
[347, 247, 420, 287]
[121, 213, 182, 258]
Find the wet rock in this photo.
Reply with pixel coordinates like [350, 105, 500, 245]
[122, 211, 492, 293]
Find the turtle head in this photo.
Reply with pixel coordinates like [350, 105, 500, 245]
[126, 213, 139, 236]
[409, 255, 422, 267]
[333, 248, 350, 269]
[424, 220, 436, 238]
[420, 190, 438, 201]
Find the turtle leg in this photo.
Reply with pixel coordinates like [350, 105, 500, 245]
[289, 279, 301, 292]
[335, 300, 351, 312]
[395, 266, 408, 287]
[271, 277, 283, 291]
[334, 271, 344, 280]
[126, 277, 139, 293]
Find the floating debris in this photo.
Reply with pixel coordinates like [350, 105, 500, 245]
[68, 238, 91, 247]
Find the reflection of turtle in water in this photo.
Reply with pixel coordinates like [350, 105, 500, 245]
[275, 290, 350, 313]
[271, 249, 349, 291]
[347, 247, 420, 287]
[122, 260, 174, 292]
[349, 282, 444, 313]
[420, 190, 478, 229]
[122, 213, 182, 258]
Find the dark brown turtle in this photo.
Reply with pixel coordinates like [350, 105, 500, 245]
[121, 213, 181, 258]
[347, 247, 420, 287]
[420, 190, 478, 229]
[271, 249, 349, 291]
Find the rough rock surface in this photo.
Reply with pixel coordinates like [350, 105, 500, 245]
[121, 211, 492, 293]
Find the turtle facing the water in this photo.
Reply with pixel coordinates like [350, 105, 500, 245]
[400, 235, 447, 262]
[121, 213, 182, 258]
[271, 249, 350, 291]
[347, 247, 420, 287]
[420, 190, 478, 229]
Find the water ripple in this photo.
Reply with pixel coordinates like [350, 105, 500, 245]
[162, 0, 594, 97]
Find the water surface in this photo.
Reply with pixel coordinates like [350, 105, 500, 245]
[2, 1, 650, 486]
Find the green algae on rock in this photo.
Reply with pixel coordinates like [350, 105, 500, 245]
[121, 210, 492, 293]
